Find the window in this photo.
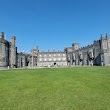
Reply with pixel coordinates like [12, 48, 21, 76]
[44, 59, 47, 61]
[39, 55, 41, 57]
[62, 54, 65, 56]
[58, 58, 61, 61]
[63, 58, 66, 61]
[49, 54, 51, 57]
[53, 58, 56, 61]
[49, 58, 52, 61]
[39, 58, 42, 61]
[6, 58, 8, 62]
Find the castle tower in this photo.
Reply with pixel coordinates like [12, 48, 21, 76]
[72, 43, 79, 50]
[0, 32, 9, 67]
[100, 33, 109, 52]
[10, 36, 17, 67]
[0, 32, 4, 40]
[0, 32, 5, 67]
[100, 33, 110, 66]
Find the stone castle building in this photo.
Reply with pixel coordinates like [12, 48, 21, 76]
[65, 33, 110, 66]
[0, 32, 110, 68]
[17, 47, 67, 68]
[0, 32, 17, 68]
[37, 51, 67, 67]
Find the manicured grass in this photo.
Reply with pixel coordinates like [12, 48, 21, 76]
[0, 66, 110, 110]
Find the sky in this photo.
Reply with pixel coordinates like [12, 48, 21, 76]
[0, 0, 110, 52]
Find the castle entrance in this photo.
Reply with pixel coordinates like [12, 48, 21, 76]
[54, 62, 56, 65]
[27, 61, 29, 66]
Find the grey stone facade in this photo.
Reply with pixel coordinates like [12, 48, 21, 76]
[0, 32, 17, 67]
[65, 33, 110, 66]
[0, 32, 110, 68]
[37, 50, 67, 67]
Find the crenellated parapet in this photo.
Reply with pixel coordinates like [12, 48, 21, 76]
[79, 44, 94, 50]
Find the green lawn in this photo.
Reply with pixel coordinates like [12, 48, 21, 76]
[0, 66, 110, 110]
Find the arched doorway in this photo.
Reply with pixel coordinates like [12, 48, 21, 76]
[54, 62, 56, 65]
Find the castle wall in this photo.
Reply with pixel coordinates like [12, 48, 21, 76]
[17, 52, 37, 68]
[104, 53, 110, 66]
[0, 32, 110, 68]
[65, 34, 110, 66]
[17, 53, 26, 68]
[71, 44, 100, 66]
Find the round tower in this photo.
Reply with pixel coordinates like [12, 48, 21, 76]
[10, 36, 16, 67]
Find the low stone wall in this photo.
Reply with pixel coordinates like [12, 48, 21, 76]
[0, 67, 8, 70]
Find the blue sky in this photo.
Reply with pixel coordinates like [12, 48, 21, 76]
[0, 0, 110, 52]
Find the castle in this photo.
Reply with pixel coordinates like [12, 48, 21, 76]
[0, 32, 110, 68]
